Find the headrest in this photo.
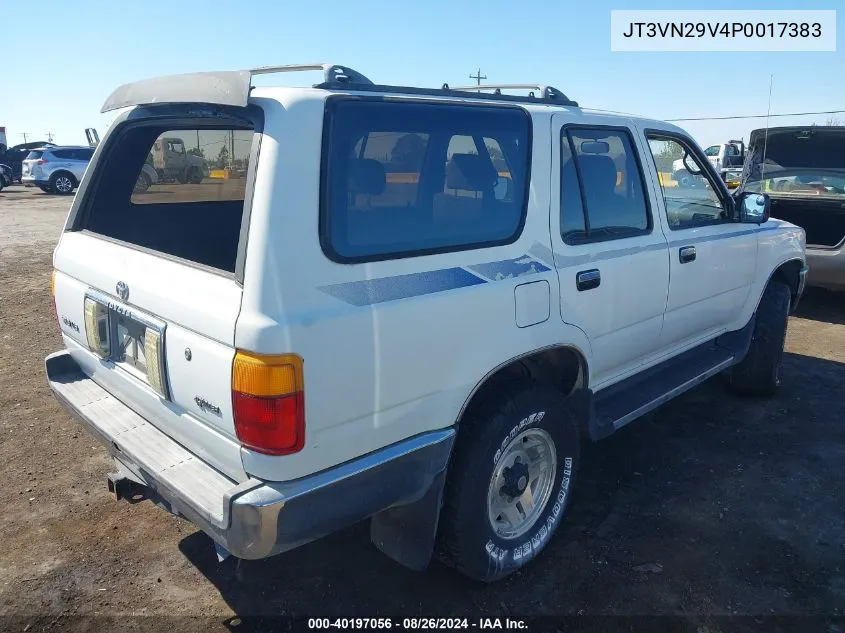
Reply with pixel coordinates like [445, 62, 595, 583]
[446, 153, 498, 191]
[348, 158, 386, 195]
[578, 154, 618, 192]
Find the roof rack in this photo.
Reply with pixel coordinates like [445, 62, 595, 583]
[101, 63, 579, 113]
[249, 63, 373, 86]
[444, 83, 575, 104]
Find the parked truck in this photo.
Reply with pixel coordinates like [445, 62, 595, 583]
[151, 136, 208, 184]
[674, 139, 745, 187]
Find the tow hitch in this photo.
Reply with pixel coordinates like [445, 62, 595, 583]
[106, 472, 150, 503]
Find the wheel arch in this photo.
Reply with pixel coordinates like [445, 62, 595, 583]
[50, 170, 78, 185]
[770, 258, 805, 309]
[456, 344, 589, 427]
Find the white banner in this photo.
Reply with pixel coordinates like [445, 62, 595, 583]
[611, 10, 836, 52]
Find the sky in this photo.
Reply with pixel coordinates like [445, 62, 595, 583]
[1, 0, 841, 149]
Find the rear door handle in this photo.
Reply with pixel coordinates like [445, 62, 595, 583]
[576, 269, 601, 291]
[679, 246, 696, 264]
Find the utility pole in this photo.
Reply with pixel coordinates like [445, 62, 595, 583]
[45, 131, 54, 143]
[21, 132, 29, 144]
[469, 68, 487, 90]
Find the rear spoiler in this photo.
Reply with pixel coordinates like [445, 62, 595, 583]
[100, 64, 373, 113]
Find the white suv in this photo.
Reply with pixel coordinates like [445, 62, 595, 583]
[46, 64, 807, 582]
[22, 146, 94, 195]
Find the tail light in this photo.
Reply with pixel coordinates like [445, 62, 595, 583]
[36, 159, 48, 165]
[232, 351, 305, 455]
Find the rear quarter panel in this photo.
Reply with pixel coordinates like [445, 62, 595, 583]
[236, 93, 591, 481]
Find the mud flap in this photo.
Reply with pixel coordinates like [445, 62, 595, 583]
[369, 469, 448, 571]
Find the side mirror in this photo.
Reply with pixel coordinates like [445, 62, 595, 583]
[738, 191, 770, 224]
[683, 153, 701, 175]
[494, 175, 512, 201]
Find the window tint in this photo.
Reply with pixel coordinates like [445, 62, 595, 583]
[130, 129, 248, 204]
[76, 148, 94, 161]
[81, 125, 255, 273]
[648, 136, 728, 229]
[25, 151, 43, 160]
[53, 149, 74, 159]
[323, 100, 530, 261]
[560, 128, 649, 243]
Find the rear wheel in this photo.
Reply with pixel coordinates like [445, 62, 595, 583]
[188, 167, 203, 184]
[727, 281, 791, 396]
[50, 172, 76, 195]
[438, 384, 580, 582]
[134, 172, 151, 193]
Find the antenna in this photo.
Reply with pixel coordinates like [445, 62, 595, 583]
[761, 74, 774, 189]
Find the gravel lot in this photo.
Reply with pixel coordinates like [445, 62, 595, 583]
[1, 185, 844, 630]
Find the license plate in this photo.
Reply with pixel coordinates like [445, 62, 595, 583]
[115, 312, 149, 373]
[84, 290, 167, 392]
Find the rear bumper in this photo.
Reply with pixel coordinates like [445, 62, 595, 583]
[46, 350, 454, 560]
[806, 246, 845, 291]
[22, 177, 48, 187]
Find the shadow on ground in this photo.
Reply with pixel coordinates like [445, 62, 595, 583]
[795, 287, 845, 326]
[180, 352, 845, 621]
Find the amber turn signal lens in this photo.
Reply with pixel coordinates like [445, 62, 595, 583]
[232, 351, 305, 455]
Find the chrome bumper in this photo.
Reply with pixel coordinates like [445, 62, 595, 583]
[45, 350, 454, 560]
[795, 263, 809, 310]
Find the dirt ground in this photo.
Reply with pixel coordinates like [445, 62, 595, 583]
[1, 185, 844, 630]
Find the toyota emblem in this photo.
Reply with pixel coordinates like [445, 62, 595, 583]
[115, 281, 129, 302]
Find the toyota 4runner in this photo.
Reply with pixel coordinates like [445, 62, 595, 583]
[45, 64, 807, 581]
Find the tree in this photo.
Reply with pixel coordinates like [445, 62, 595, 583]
[653, 141, 684, 172]
[390, 133, 426, 171]
[216, 144, 230, 168]
[825, 116, 841, 126]
[188, 147, 205, 158]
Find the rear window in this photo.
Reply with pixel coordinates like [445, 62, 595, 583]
[25, 151, 43, 160]
[321, 99, 531, 262]
[78, 124, 255, 274]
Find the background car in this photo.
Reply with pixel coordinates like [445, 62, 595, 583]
[21, 146, 94, 195]
[0, 163, 12, 191]
[0, 141, 55, 182]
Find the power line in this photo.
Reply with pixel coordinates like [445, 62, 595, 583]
[667, 109, 845, 122]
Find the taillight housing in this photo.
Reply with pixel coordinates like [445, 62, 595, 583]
[36, 158, 48, 165]
[232, 351, 305, 455]
[83, 297, 110, 357]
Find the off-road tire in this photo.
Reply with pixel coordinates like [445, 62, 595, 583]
[438, 384, 580, 582]
[188, 168, 203, 184]
[727, 281, 791, 396]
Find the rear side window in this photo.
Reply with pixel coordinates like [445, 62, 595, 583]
[25, 151, 43, 160]
[78, 124, 255, 274]
[560, 127, 650, 243]
[322, 99, 531, 262]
